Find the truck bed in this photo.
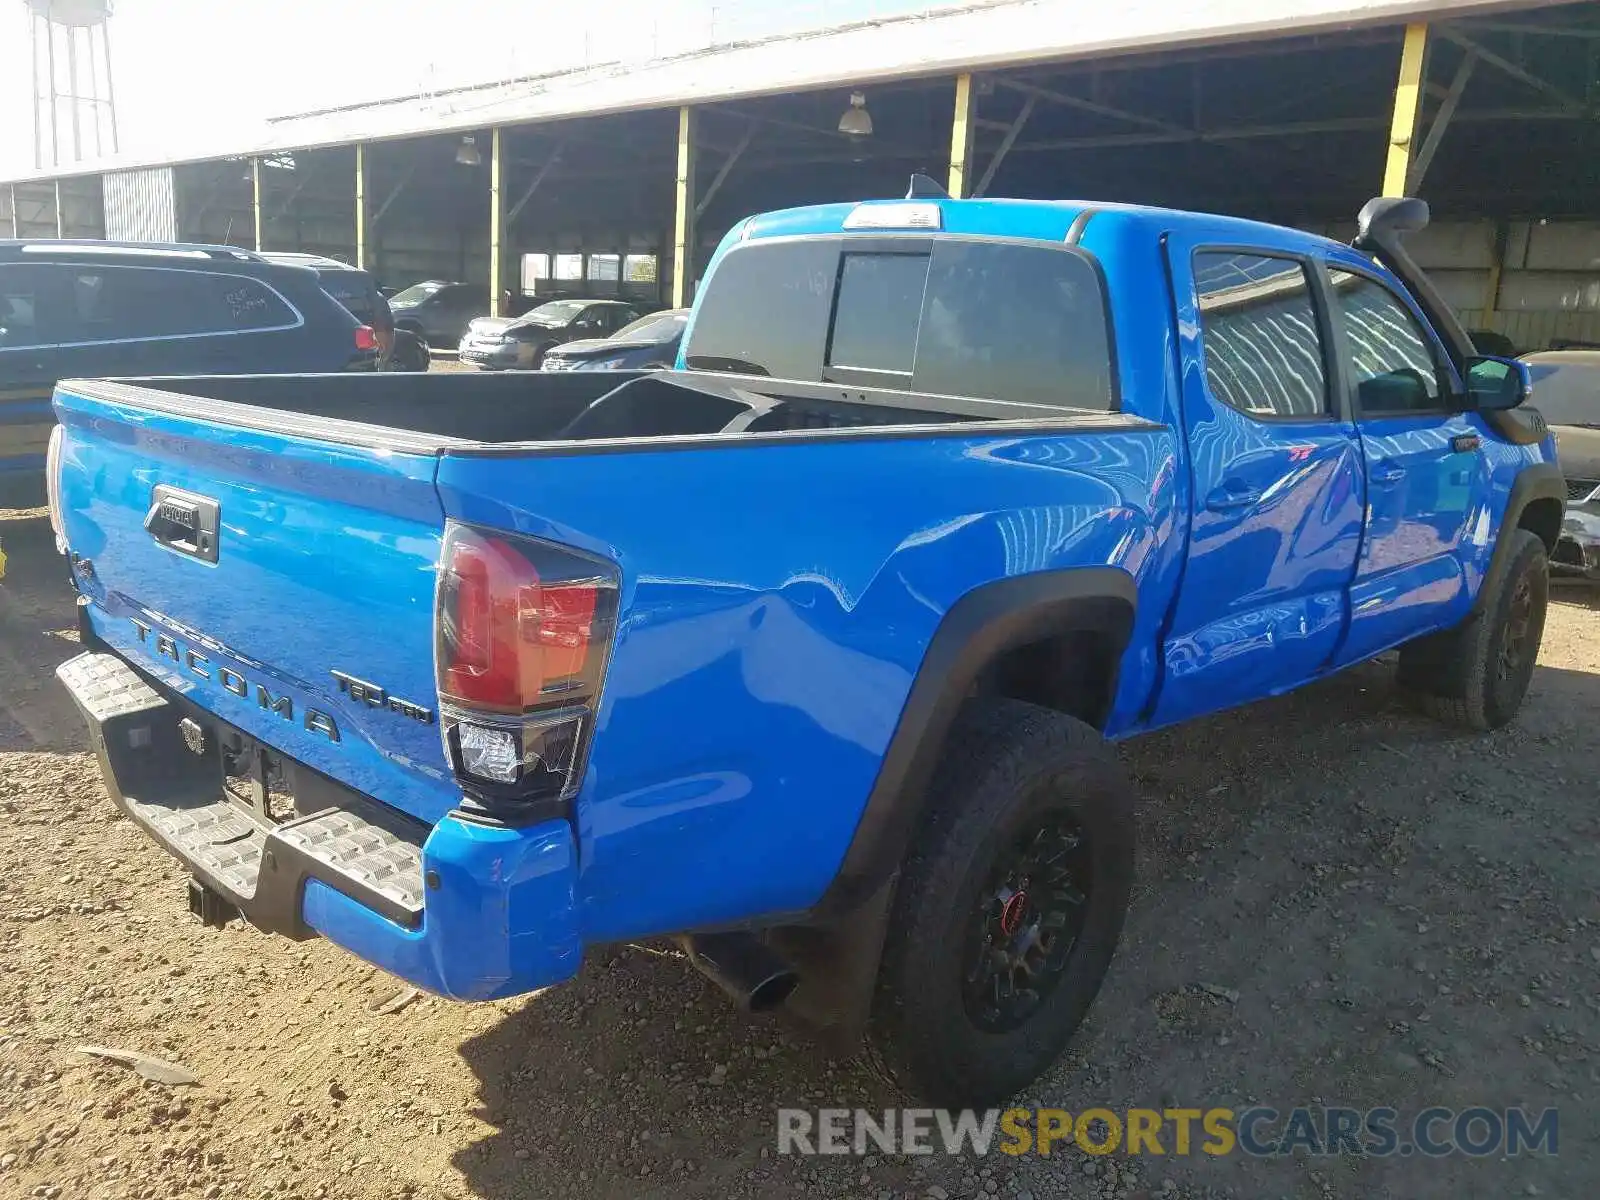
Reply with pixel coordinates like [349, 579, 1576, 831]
[62, 368, 1125, 452]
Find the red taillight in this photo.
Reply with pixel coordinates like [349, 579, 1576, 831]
[438, 532, 601, 711]
[354, 325, 378, 352]
[435, 523, 617, 806]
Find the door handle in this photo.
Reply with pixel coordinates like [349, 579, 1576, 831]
[1371, 464, 1406, 486]
[1205, 481, 1262, 512]
[144, 485, 221, 564]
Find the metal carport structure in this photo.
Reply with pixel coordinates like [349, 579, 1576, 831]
[3, 0, 1598, 347]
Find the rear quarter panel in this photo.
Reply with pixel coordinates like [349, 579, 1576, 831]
[437, 423, 1181, 942]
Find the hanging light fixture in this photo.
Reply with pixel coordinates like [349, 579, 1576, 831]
[455, 135, 482, 167]
[837, 92, 873, 138]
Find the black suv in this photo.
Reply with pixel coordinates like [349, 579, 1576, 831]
[0, 240, 376, 501]
[260, 252, 428, 372]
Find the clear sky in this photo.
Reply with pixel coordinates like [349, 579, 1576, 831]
[0, 0, 953, 176]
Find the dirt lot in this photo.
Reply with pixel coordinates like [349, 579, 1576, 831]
[1, 505, 1595, 1200]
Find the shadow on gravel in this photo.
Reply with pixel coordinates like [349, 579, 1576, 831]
[450, 945, 891, 1200]
[442, 648, 1600, 1200]
[0, 511, 87, 752]
[441, 640, 1600, 1196]
[1551, 578, 1600, 611]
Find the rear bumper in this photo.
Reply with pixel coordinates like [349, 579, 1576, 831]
[459, 341, 525, 369]
[57, 649, 582, 1000]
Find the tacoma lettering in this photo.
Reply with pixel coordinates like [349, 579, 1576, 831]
[127, 618, 340, 743]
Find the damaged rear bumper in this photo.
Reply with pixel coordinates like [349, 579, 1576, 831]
[56, 649, 583, 1000]
[1554, 505, 1600, 578]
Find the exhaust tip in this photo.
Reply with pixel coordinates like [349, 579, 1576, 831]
[748, 968, 800, 1013]
[679, 932, 799, 1013]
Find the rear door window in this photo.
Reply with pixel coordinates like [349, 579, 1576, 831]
[913, 240, 1113, 409]
[685, 235, 1115, 411]
[62, 267, 299, 342]
[0, 264, 57, 349]
[1193, 252, 1330, 419]
[683, 239, 837, 380]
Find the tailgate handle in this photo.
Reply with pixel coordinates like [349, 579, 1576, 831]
[145, 486, 220, 564]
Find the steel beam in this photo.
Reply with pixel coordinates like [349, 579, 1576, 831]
[355, 143, 367, 270]
[7, 184, 17, 238]
[490, 128, 505, 317]
[46, 21, 59, 168]
[948, 73, 977, 198]
[507, 140, 567, 224]
[696, 121, 756, 219]
[1382, 24, 1430, 197]
[251, 158, 263, 250]
[54, 179, 63, 238]
[266, 169, 316, 224]
[1409, 51, 1475, 193]
[672, 106, 696, 309]
[974, 94, 1035, 198]
[997, 76, 1188, 137]
[30, 16, 42, 170]
[371, 160, 417, 226]
[187, 169, 235, 230]
[1468, 19, 1600, 38]
[1484, 220, 1509, 316]
[1439, 28, 1582, 110]
[1003, 106, 1577, 156]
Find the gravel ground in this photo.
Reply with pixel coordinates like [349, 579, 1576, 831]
[1, 504, 1595, 1200]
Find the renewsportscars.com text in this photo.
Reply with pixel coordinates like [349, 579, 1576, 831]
[777, 1106, 1559, 1159]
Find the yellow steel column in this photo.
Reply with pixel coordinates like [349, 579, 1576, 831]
[1482, 220, 1509, 324]
[948, 73, 977, 199]
[1382, 24, 1429, 197]
[355, 143, 367, 270]
[53, 179, 63, 238]
[672, 106, 697, 309]
[252, 157, 263, 251]
[490, 129, 504, 318]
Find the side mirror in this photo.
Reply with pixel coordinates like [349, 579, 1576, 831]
[1464, 355, 1531, 411]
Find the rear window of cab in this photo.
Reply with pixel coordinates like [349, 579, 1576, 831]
[683, 235, 1116, 412]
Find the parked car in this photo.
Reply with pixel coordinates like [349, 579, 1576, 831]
[541, 308, 688, 372]
[388, 280, 486, 348]
[0, 239, 376, 503]
[50, 191, 1561, 1108]
[258, 252, 426, 373]
[1520, 350, 1600, 576]
[459, 299, 645, 370]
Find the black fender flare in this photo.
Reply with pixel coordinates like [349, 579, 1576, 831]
[1473, 461, 1565, 615]
[809, 567, 1137, 919]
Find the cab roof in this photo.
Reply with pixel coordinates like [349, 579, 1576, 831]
[740, 196, 1346, 261]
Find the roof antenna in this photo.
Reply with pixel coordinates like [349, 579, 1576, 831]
[906, 173, 949, 200]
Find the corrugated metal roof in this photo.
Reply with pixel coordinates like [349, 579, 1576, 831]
[0, 0, 1532, 186]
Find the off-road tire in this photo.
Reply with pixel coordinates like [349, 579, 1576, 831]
[864, 698, 1136, 1107]
[1396, 528, 1549, 731]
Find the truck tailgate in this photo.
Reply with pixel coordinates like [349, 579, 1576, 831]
[53, 380, 459, 825]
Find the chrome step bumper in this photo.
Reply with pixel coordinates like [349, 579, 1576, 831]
[57, 650, 425, 936]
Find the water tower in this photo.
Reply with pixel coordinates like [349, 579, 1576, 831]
[25, 0, 119, 169]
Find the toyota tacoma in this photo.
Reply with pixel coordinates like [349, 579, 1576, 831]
[49, 189, 1562, 1105]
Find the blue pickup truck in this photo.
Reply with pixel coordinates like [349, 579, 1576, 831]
[49, 190, 1561, 1105]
